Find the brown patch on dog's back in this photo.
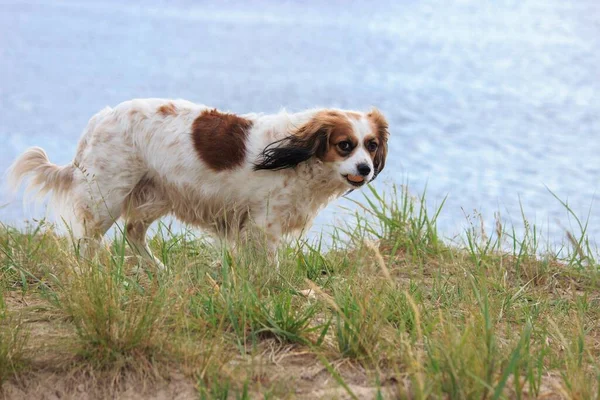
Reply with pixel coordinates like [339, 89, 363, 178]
[157, 103, 177, 116]
[191, 109, 253, 171]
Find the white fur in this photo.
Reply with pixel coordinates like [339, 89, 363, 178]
[7, 98, 384, 268]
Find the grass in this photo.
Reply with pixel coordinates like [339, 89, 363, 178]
[0, 289, 28, 386]
[0, 184, 599, 399]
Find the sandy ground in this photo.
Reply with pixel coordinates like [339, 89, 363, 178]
[1, 291, 401, 399]
[1, 289, 569, 400]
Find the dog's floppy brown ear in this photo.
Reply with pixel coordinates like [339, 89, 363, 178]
[254, 111, 344, 171]
[367, 108, 389, 179]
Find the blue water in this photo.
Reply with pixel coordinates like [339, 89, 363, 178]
[1, 0, 599, 248]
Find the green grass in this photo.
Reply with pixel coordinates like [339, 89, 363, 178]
[0, 289, 28, 386]
[1, 185, 599, 399]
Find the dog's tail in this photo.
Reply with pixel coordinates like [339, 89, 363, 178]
[7, 147, 75, 202]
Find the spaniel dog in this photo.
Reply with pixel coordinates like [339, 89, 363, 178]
[8, 99, 389, 268]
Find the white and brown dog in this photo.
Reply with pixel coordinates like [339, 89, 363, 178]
[8, 99, 389, 267]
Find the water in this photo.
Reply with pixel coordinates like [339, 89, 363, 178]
[1, 0, 599, 247]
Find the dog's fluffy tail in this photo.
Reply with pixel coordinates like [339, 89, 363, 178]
[7, 147, 75, 201]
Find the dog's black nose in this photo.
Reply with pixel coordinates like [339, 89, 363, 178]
[356, 163, 371, 176]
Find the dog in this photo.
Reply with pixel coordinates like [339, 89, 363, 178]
[8, 98, 389, 268]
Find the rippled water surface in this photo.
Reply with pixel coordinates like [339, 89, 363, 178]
[1, 0, 599, 246]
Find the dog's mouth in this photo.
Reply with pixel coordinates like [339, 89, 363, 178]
[344, 174, 366, 187]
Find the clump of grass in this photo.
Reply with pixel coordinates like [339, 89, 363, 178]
[47, 234, 172, 370]
[349, 184, 446, 261]
[188, 248, 322, 351]
[256, 291, 320, 345]
[0, 220, 67, 291]
[330, 283, 390, 360]
[198, 371, 251, 400]
[0, 289, 28, 386]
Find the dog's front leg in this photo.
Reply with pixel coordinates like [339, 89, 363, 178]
[266, 236, 281, 271]
[251, 212, 282, 271]
[260, 224, 281, 271]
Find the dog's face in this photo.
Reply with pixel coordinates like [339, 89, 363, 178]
[254, 108, 389, 189]
[319, 110, 388, 188]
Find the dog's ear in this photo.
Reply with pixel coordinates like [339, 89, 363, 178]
[254, 111, 342, 171]
[368, 108, 389, 180]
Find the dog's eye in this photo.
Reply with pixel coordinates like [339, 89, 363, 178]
[367, 141, 378, 152]
[337, 141, 352, 152]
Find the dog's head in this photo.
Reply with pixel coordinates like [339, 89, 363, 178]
[254, 108, 389, 189]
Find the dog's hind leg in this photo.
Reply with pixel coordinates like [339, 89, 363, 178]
[73, 215, 115, 262]
[66, 190, 122, 263]
[125, 219, 166, 270]
[122, 176, 169, 270]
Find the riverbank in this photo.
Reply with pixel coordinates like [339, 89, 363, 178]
[1, 186, 598, 399]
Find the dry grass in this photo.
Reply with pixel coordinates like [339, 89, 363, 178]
[1, 185, 599, 399]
